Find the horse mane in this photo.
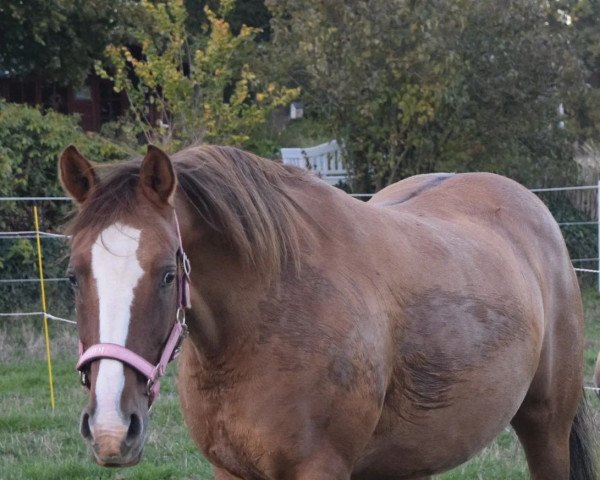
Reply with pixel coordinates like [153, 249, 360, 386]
[173, 146, 310, 274]
[66, 145, 311, 276]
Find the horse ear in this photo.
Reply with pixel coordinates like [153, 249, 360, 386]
[58, 145, 98, 205]
[139, 145, 177, 206]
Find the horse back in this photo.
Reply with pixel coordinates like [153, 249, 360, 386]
[370, 172, 573, 287]
[369, 172, 580, 350]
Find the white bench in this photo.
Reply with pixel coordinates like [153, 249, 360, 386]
[280, 140, 348, 186]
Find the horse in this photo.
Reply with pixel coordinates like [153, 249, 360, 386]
[59, 144, 596, 479]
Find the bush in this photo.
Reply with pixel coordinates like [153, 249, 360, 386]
[0, 101, 131, 201]
[0, 101, 131, 317]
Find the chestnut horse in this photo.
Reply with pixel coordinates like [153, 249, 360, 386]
[59, 144, 596, 479]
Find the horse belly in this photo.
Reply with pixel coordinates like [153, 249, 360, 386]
[353, 337, 537, 478]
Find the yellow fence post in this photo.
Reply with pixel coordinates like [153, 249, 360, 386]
[33, 205, 55, 410]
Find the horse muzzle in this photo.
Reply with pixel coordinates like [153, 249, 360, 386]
[80, 407, 147, 467]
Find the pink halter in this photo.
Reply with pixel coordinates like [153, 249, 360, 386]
[76, 211, 191, 406]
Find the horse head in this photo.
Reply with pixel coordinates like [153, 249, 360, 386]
[59, 145, 188, 466]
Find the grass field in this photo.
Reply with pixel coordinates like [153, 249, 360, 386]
[2, 289, 600, 479]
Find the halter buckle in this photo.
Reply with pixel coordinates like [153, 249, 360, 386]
[79, 369, 89, 388]
[146, 378, 154, 397]
[176, 307, 186, 325]
[182, 253, 191, 276]
[172, 323, 188, 359]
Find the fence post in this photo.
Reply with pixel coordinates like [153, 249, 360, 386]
[598, 181, 600, 291]
[33, 205, 56, 410]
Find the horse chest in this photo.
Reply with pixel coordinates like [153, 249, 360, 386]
[178, 357, 285, 478]
[187, 395, 286, 479]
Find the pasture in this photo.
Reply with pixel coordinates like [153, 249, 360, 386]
[2, 287, 600, 479]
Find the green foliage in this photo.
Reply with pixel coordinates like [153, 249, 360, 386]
[268, 0, 583, 191]
[245, 116, 334, 158]
[566, 0, 600, 142]
[536, 190, 598, 287]
[0, 0, 140, 85]
[434, 0, 581, 188]
[268, 0, 457, 190]
[0, 100, 130, 316]
[184, 0, 272, 41]
[96, 0, 298, 151]
[0, 101, 130, 201]
[99, 116, 143, 151]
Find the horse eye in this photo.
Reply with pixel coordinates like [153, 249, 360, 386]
[68, 273, 78, 288]
[162, 271, 176, 286]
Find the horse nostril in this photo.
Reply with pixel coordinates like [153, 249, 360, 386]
[126, 413, 142, 444]
[80, 412, 92, 441]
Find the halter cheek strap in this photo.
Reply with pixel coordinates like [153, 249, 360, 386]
[174, 211, 191, 309]
[76, 211, 191, 407]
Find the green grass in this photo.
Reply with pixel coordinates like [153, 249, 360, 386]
[2, 288, 600, 479]
[0, 356, 213, 480]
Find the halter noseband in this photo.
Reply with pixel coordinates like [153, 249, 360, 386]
[76, 211, 191, 406]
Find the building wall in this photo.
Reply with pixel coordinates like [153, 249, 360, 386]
[0, 75, 126, 132]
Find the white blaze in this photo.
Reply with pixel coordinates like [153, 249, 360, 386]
[91, 223, 144, 430]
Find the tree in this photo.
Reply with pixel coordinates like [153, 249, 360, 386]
[565, 0, 600, 143]
[434, 0, 583, 187]
[184, 0, 271, 41]
[96, 0, 298, 150]
[0, 100, 130, 316]
[0, 0, 139, 85]
[268, 0, 460, 190]
[268, 0, 584, 190]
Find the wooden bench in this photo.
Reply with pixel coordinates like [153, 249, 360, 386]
[280, 140, 348, 186]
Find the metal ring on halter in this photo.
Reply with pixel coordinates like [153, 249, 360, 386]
[172, 323, 189, 359]
[146, 378, 154, 397]
[182, 255, 191, 276]
[176, 307, 186, 325]
[80, 369, 89, 388]
[146, 379, 156, 412]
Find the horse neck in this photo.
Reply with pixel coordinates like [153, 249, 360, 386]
[175, 193, 297, 360]
[176, 178, 394, 360]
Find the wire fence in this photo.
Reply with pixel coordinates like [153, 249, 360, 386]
[1, 199, 73, 335]
[3, 187, 600, 404]
[2, 186, 600, 327]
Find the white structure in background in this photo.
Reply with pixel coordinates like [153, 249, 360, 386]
[289, 101, 304, 120]
[280, 140, 348, 186]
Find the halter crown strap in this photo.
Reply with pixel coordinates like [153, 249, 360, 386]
[174, 210, 191, 309]
[76, 209, 190, 406]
